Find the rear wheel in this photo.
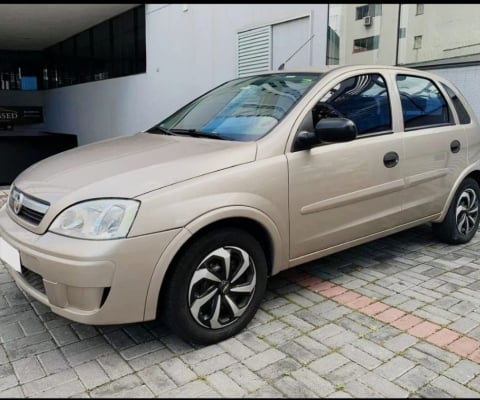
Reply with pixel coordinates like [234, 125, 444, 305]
[162, 228, 267, 345]
[432, 177, 480, 244]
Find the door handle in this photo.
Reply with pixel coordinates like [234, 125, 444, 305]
[451, 140, 461, 153]
[383, 151, 399, 168]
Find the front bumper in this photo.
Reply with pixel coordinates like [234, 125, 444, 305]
[0, 205, 181, 325]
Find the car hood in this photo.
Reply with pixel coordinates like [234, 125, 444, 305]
[14, 132, 257, 204]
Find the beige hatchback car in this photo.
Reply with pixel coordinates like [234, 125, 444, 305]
[1, 65, 479, 344]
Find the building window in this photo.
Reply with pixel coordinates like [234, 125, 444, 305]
[355, 4, 382, 20]
[237, 26, 272, 77]
[43, 5, 146, 88]
[413, 35, 422, 49]
[353, 36, 380, 53]
[328, 4, 480, 67]
[356, 5, 369, 19]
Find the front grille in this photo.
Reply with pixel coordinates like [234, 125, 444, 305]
[18, 206, 44, 225]
[9, 187, 49, 226]
[21, 266, 46, 295]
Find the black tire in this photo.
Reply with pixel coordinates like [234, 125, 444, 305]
[432, 177, 480, 244]
[162, 227, 268, 345]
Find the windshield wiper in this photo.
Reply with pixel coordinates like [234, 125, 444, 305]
[169, 128, 228, 140]
[147, 126, 176, 135]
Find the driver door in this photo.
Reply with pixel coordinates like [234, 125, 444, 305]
[287, 71, 405, 261]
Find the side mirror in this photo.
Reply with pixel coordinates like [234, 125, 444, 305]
[293, 130, 318, 151]
[315, 117, 357, 143]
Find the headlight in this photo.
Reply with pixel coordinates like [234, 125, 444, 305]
[49, 199, 140, 240]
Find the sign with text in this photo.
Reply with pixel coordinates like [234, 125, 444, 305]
[0, 106, 43, 125]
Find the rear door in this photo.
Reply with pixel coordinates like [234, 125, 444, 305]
[394, 73, 468, 222]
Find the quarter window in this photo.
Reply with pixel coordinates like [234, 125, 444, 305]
[396, 75, 451, 130]
[315, 73, 391, 136]
[440, 83, 471, 125]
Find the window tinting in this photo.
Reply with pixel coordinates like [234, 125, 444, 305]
[441, 83, 471, 124]
[396, 75, 451, 130]
[316, 73, 391, 135]
[43, 5, 145, 88]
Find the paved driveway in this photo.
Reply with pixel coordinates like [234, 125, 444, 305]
[2, 191, 480, 397]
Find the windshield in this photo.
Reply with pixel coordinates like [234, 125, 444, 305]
[148, 73, 322, 141]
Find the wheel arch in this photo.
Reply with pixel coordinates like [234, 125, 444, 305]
[143, 206, 286, 321]
[435, 164, 480, 222]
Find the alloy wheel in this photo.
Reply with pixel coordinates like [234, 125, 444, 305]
[456, 188, 479, 235]
[188, 246, 257, 329]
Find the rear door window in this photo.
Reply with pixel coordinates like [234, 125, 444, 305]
[396, 74, 452, 130]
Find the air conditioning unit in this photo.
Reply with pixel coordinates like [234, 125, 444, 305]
[363, 16, 372, 26]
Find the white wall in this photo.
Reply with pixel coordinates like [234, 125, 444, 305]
[428, 65, 480, 121]
[43, 4, 329, 145]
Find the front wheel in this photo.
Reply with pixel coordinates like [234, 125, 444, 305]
[162, 228, 268, 345]
[432, 177, 480, 244]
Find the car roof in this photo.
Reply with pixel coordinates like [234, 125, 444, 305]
[264, 64, 429, 75]
[255, 64, 455, 88]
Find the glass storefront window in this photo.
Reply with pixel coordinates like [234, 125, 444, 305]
[327, 3, 480, 68]
[43, 5, 146, 89]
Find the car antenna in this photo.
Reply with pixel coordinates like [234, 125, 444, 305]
[278, 34, 315, 70]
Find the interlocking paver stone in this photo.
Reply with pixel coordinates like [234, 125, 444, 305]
[127, 348, 174, 372]
[358, 372, 409, 398]
[224, 363, 265, 393]
[12, 356, 45, 384]
[426, 328, 460, 347]
[1, 223, 480, 397]
[374, 356, 415, 381]
[309, 353, 349, 375]
[394, 365, 437, 392]
[97, 352, 133, 380]
[447, 336, 480, 357]
[291, 367, 335, 396]
[403, 347, 449, 374]
[273, 375, 317, 398]
[375, 307, 405, 323]
[206, 371, 246, 397]
[22, 369, 78, 397]
[137, 365, 177, 395]
[360, 302, 390, 316]
[75, 360, 110, 390]
[160, 357, 197, 386]
[407, 320, 441, 338]
[431, 375, 480, 397]
[444, 359, 480, 384]
[192, 352, 237, 376]
[322, 362, 369, 386]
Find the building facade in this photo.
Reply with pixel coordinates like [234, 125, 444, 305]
[327, 3, 480, 120]
[1, 3, 479, 146]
